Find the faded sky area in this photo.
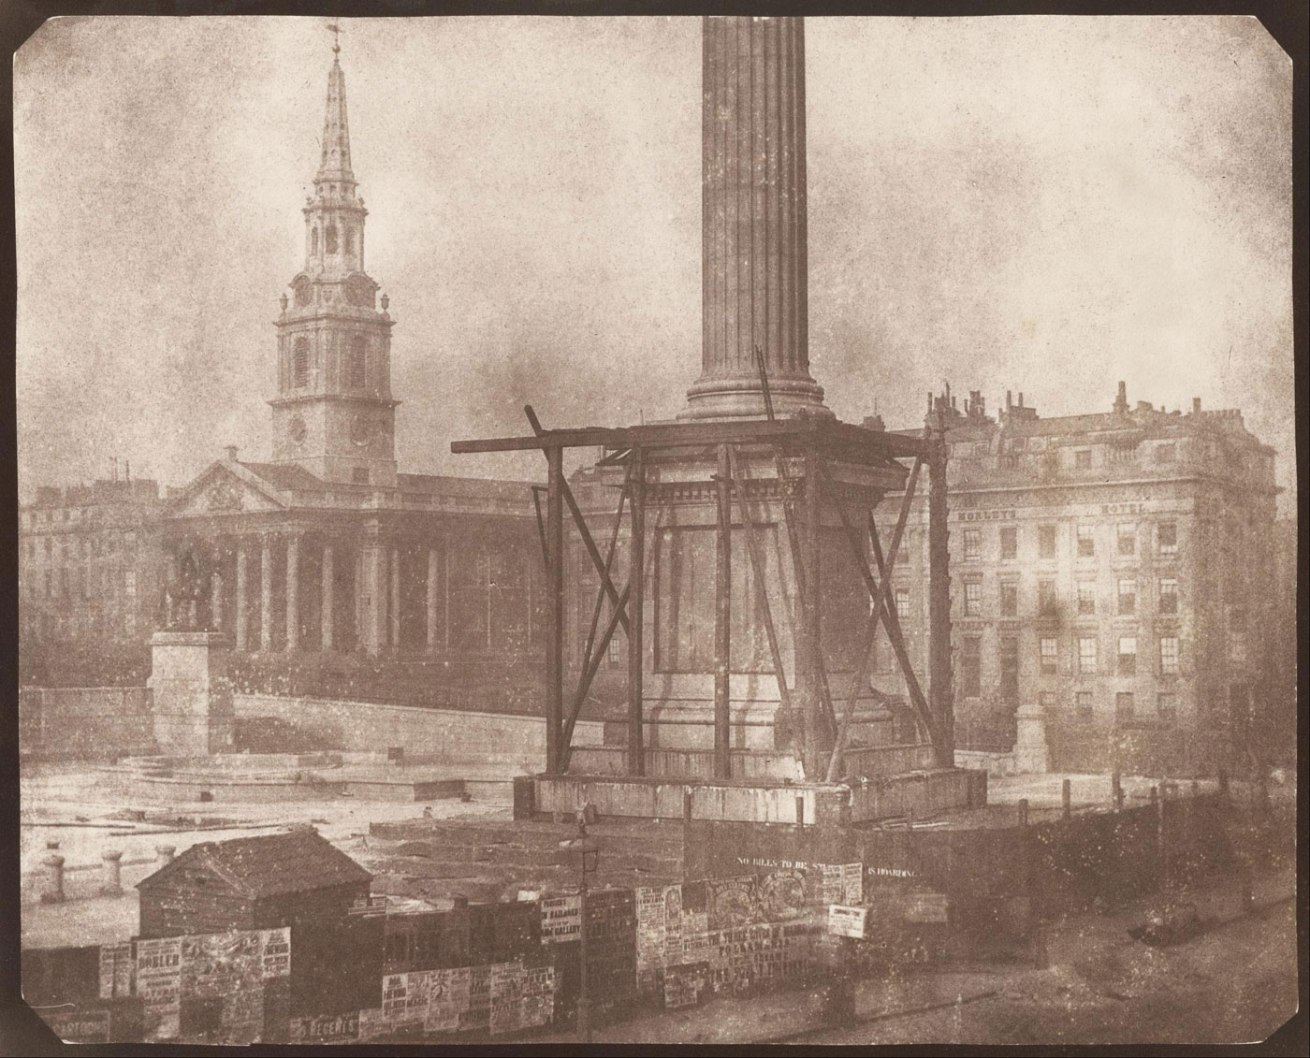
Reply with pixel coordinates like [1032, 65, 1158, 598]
[14, 16, 1294, 512]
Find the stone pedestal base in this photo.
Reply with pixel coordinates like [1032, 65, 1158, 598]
[1012, 702, 1050, 775]
[147, 632, 235, 756]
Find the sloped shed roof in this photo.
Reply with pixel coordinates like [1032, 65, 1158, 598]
[137, 828, 372, 900]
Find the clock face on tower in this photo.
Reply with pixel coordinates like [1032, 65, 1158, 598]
[350, 413, 375, 447]
[288, 415, 307, 445]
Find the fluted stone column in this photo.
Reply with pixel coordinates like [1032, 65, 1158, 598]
[321, 543, 334, 652]
[234, 544, 248, 652]
[684, 16, 828, 421]
[259, 535, 273, 652]
[359, 534, 384, 655]
[286, 534, 301, 652]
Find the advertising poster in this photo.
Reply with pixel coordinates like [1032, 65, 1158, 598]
[708, 877, 759, 929]
[135, 936, 183, 1041]
[841, 862, 864, 905]
[457, 963, 492, 1033]
[828, 905, 868, 939]
[539, 894, 582, 944]
[488, 960, 525, 1036]
[45, 1008, 112, 1043]
[98, 941, 133, 1000]
[663, 961, 709, 1010]
[259, 928, 291, 979]
[635, 887, 668, 991]
[290, 1010, 359, 1043]
[425, 966, 472, 1034]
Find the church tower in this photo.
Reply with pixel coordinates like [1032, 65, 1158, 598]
[270, 38, 398, 487]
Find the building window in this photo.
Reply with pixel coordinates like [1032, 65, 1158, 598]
[1157, 693, 1177, 723]
[1075, 449, 1092, 468]
[1117, 635, 1137, 676]
[1076, 691, 1094, 719]
[959, 637, 981, 699]
[1000, 526, 1017, 561]
[1116, 692, 1135, 721]
[350, 335, 368, 388]
[325, 223, 338, 254]
[1156, 442, 1176, 463]
[1158, 522, 1177, 556]
[1078, 636, 1097, 675]
[1159, 635, 1179, 676]
[1117, 577, 1136, 615]
[124, 570, 136, 598]
[1038, 579, 1058, 616]
[1077, 525, 1095, 558]
[894, 587, 910, 618]
[344, 228, 354, 255]
[1076, 580, 1096, 615]
[1000, 581, 1018, 617]
[1039, 690, 1056, 712]
[1038, 524, 1057, 559]
[1158, 577, 1178, 615]
[293, 338, 310, 388]
[311, 226, 318, 254]
[963, 529, 981, 561]
[1039, 636, 1058, 675]
[1117, 522, 1136, 556]
[999, 637, 1019, 704]
[963, 581, 982, 617]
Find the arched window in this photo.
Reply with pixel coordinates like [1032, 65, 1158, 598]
[311, 227, 318, 254]
[325, 224, 338, 254]
[293, 276, 311, 307]
[344, 228, 354, 255]
[349, 335, 367, 389]
[293, 338, 310, 388]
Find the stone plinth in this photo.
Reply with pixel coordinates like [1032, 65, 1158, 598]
[1012, 702, 1050, 775]
[629, 441, 910, 779]
[146, 631, 235, 756]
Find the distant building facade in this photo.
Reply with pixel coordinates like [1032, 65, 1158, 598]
[19, 51, 545, 708]
[870, 384, 1279, 775]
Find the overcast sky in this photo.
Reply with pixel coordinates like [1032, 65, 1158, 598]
[15, 16, 1294, 512]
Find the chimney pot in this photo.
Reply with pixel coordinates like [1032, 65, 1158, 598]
[225, 446, 238, 463]
[1192, 398, 1201, 414]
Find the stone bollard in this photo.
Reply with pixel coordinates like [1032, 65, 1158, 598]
[156, 844, 176, 865]
[100, 850, 124, 895]
[41, 854, 66, 904]
[1017, 798, 1029, 829]
[1112, 770, 1124, 811]
[795, 794, 806, 827]
[1062, 778, 1072, 821]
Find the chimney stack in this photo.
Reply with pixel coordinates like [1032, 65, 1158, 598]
[1114, 381, 1129, 415]
[1192, 397, 1201, 414]
[225, 446, 239, 463]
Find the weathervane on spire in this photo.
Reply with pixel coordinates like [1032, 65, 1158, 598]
[328, 21, 341, 56]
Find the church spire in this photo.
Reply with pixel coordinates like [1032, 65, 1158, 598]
[317, 27, 354, 189]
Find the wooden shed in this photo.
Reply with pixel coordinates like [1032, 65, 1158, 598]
[136, 828, 372, 940]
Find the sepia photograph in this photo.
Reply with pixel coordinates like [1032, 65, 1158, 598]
[9, 8, 1301, 1049]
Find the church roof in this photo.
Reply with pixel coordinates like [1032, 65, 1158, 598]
[397, 472, 535, 502]
[239, 461, 327, 493]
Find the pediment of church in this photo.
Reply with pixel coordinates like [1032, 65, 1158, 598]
[170, 464, 287, 518]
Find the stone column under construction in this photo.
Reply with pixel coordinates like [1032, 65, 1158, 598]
[684, 15, 829, 421]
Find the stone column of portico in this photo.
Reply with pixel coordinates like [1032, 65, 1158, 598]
[321, 542, 334, 652]
[286, 533, 301, 652]
[426, 548, 440, 651]
[234, 544, 248, 652]
[389, 546, 401, 648]
[683, 16, 829, 421]
[259, 534, 274, 652]
[359, 531, 385, 655]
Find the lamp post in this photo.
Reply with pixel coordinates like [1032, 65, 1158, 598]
[560, 824, 600, 1042]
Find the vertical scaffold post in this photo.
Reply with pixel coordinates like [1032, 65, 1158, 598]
[927, 414, 954, 768]
[546, 444, 565, 775]
[628, 447, 646, 776]
[714, 443, 732, 779]
[803, 442, 824, 778]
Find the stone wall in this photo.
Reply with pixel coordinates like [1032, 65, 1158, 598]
[232, 694, 604, 768]
[19, 687, 157, 760]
